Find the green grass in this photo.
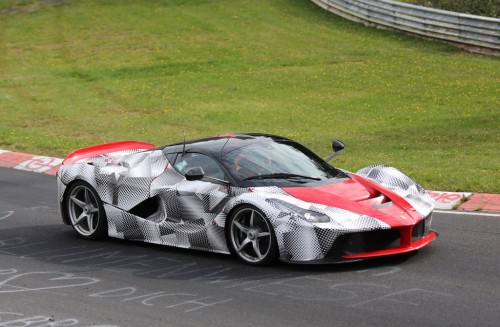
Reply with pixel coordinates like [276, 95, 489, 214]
[0, 0, 498, 193]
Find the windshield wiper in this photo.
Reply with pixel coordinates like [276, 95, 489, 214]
[244, 173, 321, 181]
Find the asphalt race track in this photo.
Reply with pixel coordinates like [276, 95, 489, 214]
[1, 167, 499, 327]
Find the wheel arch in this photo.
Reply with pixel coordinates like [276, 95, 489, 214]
[223, 193, 286, 230]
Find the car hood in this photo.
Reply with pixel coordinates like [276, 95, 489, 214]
[282, 173, 422, 227]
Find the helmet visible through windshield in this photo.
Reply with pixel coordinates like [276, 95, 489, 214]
[222, 140, 340, 186]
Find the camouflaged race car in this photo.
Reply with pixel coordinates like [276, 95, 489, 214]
[57, 133, 437, 265]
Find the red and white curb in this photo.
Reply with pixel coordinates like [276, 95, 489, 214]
[427, 191, 472, 210]
[0, 150, 62, 176]
[1, 149, 498, 212]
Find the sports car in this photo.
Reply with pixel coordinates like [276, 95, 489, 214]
[57, 133, 437, 265]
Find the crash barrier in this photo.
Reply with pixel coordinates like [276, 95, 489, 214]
[310, 0, 500, 55]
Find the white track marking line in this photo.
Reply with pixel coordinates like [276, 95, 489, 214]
[434, 210, 500, 217]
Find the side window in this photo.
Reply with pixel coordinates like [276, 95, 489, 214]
[174, 153, 225, 180]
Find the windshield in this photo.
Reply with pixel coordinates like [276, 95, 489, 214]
[222, 140, 341, 186]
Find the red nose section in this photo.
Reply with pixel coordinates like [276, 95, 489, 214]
[283, 174, 421, 227]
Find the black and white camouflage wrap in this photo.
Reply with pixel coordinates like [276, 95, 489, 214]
[58, 151, 430, 263]
[356, 165, 435, 217]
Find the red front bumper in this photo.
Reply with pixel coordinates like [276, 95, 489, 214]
[342, 230, 438, 260]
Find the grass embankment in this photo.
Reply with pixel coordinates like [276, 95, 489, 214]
[0, 0, 498, 192]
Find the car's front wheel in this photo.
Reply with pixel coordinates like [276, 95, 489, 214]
[65, 181, 107, 240]
[226, 205, 278, 266]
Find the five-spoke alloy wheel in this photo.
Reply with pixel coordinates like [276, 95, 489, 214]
[65, 181, 107, 240]
[227, 205, 278, 265]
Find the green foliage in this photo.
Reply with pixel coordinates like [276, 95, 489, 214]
[0, 0, 499, 192]
[401, 0, 499, 17]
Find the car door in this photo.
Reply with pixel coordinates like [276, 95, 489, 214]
[150, 152, 231, 252]
[172, 152, 230, 221]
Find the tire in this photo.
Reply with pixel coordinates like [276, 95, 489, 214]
[226, 205, 279, 266]
[64, 181, 108, 240]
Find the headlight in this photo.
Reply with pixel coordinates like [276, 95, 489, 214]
[270, 199, 330, 223]
[302, 211, 330, 223]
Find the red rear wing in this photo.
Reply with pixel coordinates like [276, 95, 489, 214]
[62, 141, 155, 165]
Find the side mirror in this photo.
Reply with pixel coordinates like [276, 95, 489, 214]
[324, 139, 345, 162]
[185, 167, 204, 181]
[332, 140, 345, 153]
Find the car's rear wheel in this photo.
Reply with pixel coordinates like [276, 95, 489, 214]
[65, 181, 107, 240]
[226, 205, 278, 266]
